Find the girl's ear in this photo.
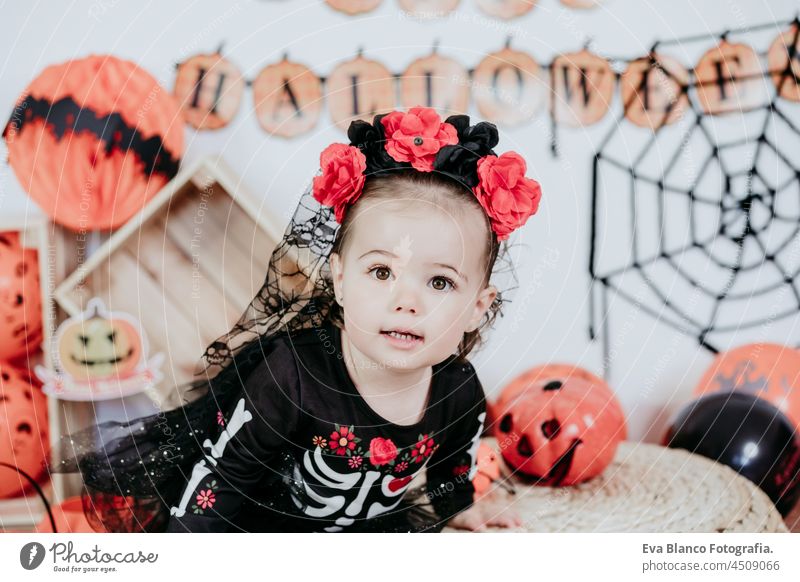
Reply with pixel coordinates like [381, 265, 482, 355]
[330, 252, 344, 306]
[466, 284, 498, 333]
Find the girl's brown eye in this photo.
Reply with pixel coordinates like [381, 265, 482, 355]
[374, 267, 390, 280]
[431, 276, 454, 291]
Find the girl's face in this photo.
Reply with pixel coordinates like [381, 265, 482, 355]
[330, 197, 497, 370]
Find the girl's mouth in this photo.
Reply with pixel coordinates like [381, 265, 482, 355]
[380, 330, 424, 349]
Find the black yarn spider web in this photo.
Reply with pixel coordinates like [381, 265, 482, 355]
[589, 20, 800, 378]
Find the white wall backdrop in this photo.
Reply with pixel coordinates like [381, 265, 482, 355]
[1, 0, 798, 442]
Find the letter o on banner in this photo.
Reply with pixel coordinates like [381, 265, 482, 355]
[253, 58, 323, 138]
[400, 52, 470, 114]
[173, 52, 245, 130]
[473, 46, 547, 126]
[327, 55, 396, 132]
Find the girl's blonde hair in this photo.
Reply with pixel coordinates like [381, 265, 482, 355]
[327, 169, 501, 362]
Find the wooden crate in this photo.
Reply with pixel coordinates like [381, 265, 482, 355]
[50, 156, 289, 502]
[0, 214, 56, 530]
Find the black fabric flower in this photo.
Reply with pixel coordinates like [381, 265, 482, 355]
[433, 115, 499, 188]
[347, 113, 409, 175]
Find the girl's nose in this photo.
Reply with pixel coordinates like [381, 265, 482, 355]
[391, 277, 420, 314]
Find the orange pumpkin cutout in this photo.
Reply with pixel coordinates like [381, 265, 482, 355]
[620, 54, 689, 129]
[0, 363, 49, 499]
[476, 0, 536, 20]
[398, 0, 460, 16]
[551, 49, 615, 127]
[173, 52, 245, 130]
[693, 343, 800, 431]
[560, 0, 603, 7]
[473, 46, 547, 126]
[35, 297, 164, 401]
[767, 24, 800, 103]
[494, 377, 627, 486]
[400, 52, 470, 114]
[0, 231, 43, 362]
[327, 54, 396, 132]
[325, 0, 382, 15]
[253, 57, 324, 138]
[694, 40, 770, 115]
[2, 55, 184, 231]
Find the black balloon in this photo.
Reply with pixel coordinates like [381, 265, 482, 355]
[664, 391, 800, 516]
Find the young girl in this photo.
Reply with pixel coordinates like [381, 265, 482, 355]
[50, 106, 542, 533]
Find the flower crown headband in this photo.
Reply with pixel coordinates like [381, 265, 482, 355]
[311, 106, 542, 241]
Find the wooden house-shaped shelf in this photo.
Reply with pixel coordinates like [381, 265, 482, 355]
[50, 156, 290, 502]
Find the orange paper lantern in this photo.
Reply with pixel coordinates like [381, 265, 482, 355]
[3, 55, 184, 231]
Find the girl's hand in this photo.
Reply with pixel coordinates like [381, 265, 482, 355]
[446, 488, 523, 532]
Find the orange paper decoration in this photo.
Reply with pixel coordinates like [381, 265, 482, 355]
[0, 231, 42, 362]
[173, 52, 245, 130]
[253, 57, 324, 137]
[693, 343, 800, 430]
[695, 40, 770, 115]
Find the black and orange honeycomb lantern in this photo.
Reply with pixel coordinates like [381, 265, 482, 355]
[0, 362, 49, 499]
[2, 54, 184, 231]
[0, 231, 42, 362]
[494, 374, 627, 486]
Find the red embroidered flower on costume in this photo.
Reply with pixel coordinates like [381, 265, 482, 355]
[329, 425, 358, 456]
[196, 489, 216, 510]
[312, 143, 367, 223]
[348, 455, 363, 469]
[380, 107, 458, 172]
[411, 434, 436, 463]
[312, 435, 327, 448]
[394, 460, 408, 473]
[368, 437, 398, 466]
[216, 410, 225, 427]
[473, 151, 542, 241]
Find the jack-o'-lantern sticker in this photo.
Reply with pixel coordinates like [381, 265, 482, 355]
[694, 39, 770, 115]
[620, 53, 689, 129]
[252, 57, 324, 138]
[35, 297, 164, 401]
[173, 51, 245, 130]
[767, 23, 800, 103]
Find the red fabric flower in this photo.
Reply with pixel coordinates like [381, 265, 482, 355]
[312, 143, 367, 223]
[410, 434, 436, 463]
[473, 151, 542, 241]
[380, 107, 458, 171]
[196, 489, 216, 510]
[329, 425, 357, 456]
[368, 437, 398, 466]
